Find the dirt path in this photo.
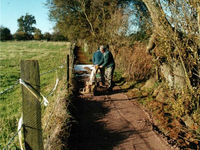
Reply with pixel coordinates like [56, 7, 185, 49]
[69, 49, 176, 150]
[74, 46, 90, 64]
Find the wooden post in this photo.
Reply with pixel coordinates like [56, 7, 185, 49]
[20, 60, 44, 150]
[66, 54, 69, 89]
[69, 44, 74, 83]
[198, 6, 200, 34]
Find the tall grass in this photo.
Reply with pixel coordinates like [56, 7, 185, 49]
[0, 41, 69, 149]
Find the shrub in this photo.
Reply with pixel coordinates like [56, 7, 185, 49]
[43, 32, 51, 41]
[13, 31, 32, 40]
[51, 33, 67, 41]
[33, 29, 43, 40]
[114, 42, 153, 81]
[0, 26, 12, 41]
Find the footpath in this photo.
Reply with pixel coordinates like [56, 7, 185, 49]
[69, 48, 177, 150]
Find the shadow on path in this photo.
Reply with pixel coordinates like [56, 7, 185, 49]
[68, 96, 136, 150]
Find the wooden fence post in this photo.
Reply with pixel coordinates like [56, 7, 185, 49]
[69, 44, 74, 83]
[66, 54, 69, 89]
[20, 60, 44, 150]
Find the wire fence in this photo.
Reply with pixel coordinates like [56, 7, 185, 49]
[2, 43, 75, 149]
[2, 61, 67, 150]
[3, 126, 23, 150]
[0, 63, 66, 96]
[0, 81, 19, 95]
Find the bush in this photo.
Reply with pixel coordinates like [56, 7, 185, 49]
[115, 42, 153, 81]
[51, 33, 67, 41]
[43, 32, 51, 41]
[13, 31, 32, 40]
[34, 29, 43, 40]
[0, 26, 12, 41]
[34, 33, 43, 40]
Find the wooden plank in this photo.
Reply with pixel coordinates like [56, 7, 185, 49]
[20, 60, 44, 150]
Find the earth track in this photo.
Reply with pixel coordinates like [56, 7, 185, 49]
[69, 48, 177, 150]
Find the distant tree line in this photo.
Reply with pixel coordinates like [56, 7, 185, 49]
[0, 13, 67, 41]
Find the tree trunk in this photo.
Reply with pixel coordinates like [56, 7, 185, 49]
[142, 0, 173, 36]
[142, 0, 194, 93]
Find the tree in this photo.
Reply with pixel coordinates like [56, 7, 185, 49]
[46, 0, 132, 42]
[142, 0, 200, 92]
[34, 28, 43, 40]
[0, 26, 12, 41]
[13, 31, 32, 41]
[43, 32, 51, 41]
[51, 32, 67, 41]
[17, 13, 36, 35]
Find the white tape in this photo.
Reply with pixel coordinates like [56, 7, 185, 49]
[19, 79, 49, 106]
[41, 94, 49, 106]
[52, 78, 59, 93]
[18, 115, 23, 150]
[49, 78, 59, 96]
[19, 79, 39, 99]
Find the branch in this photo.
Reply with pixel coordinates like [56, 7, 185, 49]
[80, 0, 96, 37]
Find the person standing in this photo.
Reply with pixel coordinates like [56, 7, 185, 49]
[92, 47, 103, 65]
[98, 45, 115, 90]
[88, 47, 104, 86]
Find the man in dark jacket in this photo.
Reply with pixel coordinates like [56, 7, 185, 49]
[92, 47, 104, 85]
[98, 45, 115, 90]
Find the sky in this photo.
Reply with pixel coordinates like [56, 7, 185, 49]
[0, 0, 54, 34]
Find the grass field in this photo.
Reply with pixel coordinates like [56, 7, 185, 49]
[0, 41, 70, 149]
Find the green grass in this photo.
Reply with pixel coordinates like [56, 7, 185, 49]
[0, 41, 70, 149]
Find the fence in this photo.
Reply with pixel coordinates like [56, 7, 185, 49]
[2, 43, 75, 150]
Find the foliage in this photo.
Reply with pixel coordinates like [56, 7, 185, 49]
[51, 32, 67, 41]
[114, 42, 152, 81]
[46, 0, 144, 42]
[45, 0, 200, 147]
[43, 32, 52, 41]
[144, 0, 199, 90]
[139, 1, 200, 147]
[34, 28, 43, 40]
[17, 13, 36, 35]
[13, 31, 33, 40]
[0, 26, 12, 41]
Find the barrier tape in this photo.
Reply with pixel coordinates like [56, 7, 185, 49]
[18, 115, 23, 150]
[48, 78, 59, 97]
[19, 79, 49, 106]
